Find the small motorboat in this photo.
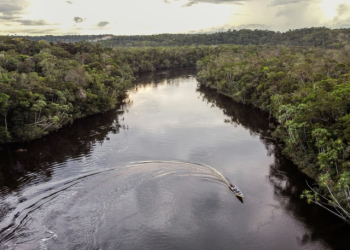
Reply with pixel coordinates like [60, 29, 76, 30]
[229, 184, 244, 198]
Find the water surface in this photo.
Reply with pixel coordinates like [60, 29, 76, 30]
[0, 68, 349, 249]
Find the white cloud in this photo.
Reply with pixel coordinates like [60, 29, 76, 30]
[0, 0, 348, 35]
[0, 0, 30, 20]
[97, 21, 109, 28]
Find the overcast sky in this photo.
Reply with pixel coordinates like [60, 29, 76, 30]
[0, 0, 349, 35]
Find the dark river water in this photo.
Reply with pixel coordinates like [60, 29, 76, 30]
[0, 68, 349, 250]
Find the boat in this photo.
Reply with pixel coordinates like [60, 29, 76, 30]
[229, 184, 244, 198]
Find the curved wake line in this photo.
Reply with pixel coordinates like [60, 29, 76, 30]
[0, 167, 117, 243]
[200, 164, 230, 186]
[0, 161, 232, 244]
[133, 160, 230, 186]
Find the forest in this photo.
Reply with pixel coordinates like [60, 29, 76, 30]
[196, 44, 350, 221]
[16, 27, 350, 48]
[99, 27, 350, 48]
[1, 27, 350, 221]
[0, 37, 212, 143]
[13, 34, 114, 43]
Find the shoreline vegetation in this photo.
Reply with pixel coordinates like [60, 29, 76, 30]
[1, 27, 350, 221]
[0, 37, 213, 143]
[196, 44, 350, 222]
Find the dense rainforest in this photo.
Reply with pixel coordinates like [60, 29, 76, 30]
[15, 27, 350, 48]
[196, 44, 350, 221]
[99, 27, 350, 48]
[1, 27, 350, 222]
[0, 37, 212, 143]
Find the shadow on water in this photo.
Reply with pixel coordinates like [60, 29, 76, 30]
[135, 67, 196, 85]
[196, 84, 272, 137]
[0, 67, 196, 222]
[0, 109, 122, 190]
[236, 196, 244, 204]
[267, 149, 350, 249]
[197, 84, 350, 249]
[0, 107, 125, 223]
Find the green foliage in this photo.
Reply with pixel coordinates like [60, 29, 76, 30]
[3, 31, 350, 219]
[16, 28, 350, 49]
[0, 126, 11, 143]
[196, 44, 350, 218]
[301, 190, 320, 204]
[96, 27, 350, 48]
[0, 37, 213, 142]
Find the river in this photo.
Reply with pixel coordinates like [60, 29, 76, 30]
[0, 68, 349, 249]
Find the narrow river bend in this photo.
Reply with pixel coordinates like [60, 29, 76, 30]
[0, 68, 349, 250]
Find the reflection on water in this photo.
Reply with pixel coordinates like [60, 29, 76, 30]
[0, 68, 349, 249]
[198, 84, 350, 249]
[0, 109, 123, 193]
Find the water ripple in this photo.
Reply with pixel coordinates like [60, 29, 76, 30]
[0, 161, 235, 249]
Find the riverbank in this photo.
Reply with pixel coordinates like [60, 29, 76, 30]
[1, 69, 349, 249]
[0, 37, 212, 143]
[196, 45, 350, 221]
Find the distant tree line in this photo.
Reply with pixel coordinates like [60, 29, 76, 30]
[99, 27, 350, 48]
[196, 44, 350, 221]
[12, 34, 114, 43]
[14, 27, 350, 49]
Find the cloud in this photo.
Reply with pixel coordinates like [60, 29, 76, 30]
[66, 1, 73, 4]
[183, 1, 198, 7]
[0, 0, 29, 20]
[275, 8, 292, 17]
[0, 4, 22, 14]
[15, 19, 54, 26]
[164, 0, 247, 7]
[333, 18, 350, 28]
[0, 15, 21, 20]
[189, 0, 246, 3]
[97, 21, 109, 27]
[74, 17, 84, 23]
[270, 0, 314, 19]
[25, 28, 57, 34]
[10, 28, 58, 34]
[336, 3, 350, 17]
[331, 3, 350, 29]
[268, 0, 321, 30]
[269, 0, 312, 7]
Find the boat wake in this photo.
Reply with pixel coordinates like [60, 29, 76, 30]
[0, 161, 238, 249]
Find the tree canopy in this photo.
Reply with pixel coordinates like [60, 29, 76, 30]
[0, 37, 213, 142]
[196, 44, 350, 221]
[14, 27, 350, 49]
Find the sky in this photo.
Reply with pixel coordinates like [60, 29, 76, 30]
[0, 0, 349, 35]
